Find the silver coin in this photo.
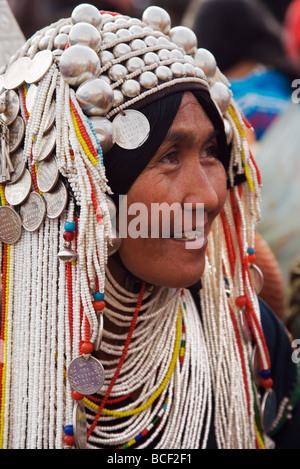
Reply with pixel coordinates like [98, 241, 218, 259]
[43, 179, 68, 219]
[8, 116, 25, 153]
[4, 57, 32, 90]
[67, 355, 105, 395]
[113, 110, 150, 150]
[43, 101, 56, 134]
[73, 401, 87, 449]
[250, 264, 264, 295]
[0, 205, 22, 244]
[260, 389, 277, 433]
[0, 89, 20, 126]
[20, 191, 46, 232]
[5, 169, 32, 206]
[25, 50, 53, 84]
[37, 156, 59, 193]
[6, 147, 26, 184]
[25, 84, 38, 114]
[32, 126, 56, 162]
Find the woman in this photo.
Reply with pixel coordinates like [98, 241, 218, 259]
[0, 3, 299, 449]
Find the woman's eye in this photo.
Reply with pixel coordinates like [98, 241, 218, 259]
[202, 143, 219, 159]
[159, 152, 179, 165]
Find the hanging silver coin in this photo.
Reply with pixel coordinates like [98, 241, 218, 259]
[73, 401, 87, 450]
[6, 147, 26, 185]
[0, 90, 20, 126]
[37, 156, 59, 193]
[42, 101, 56, 134]
[67, 355, 105, 396]
[20, 191, 46, 232]
[8, 116, 25, 153]
[5, 168, 32, 206]
[261, 389, 277, 434]
[32, 126, 56, 162]
[24, 50, 53, 84]
[43, 179, 68, 219]
[0, 205, 22, 244]
[113, 110, 150, 150]
[250, 264, 264, 295]
[3, 57, 32, 90]
[25, 84, 38, 114]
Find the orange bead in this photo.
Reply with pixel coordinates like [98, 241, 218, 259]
[81, 342, 93, 354]
[235, 296, 247, 307]
[92, 300, 106, 311]
[260, 378, 273, 389]
[63, 434, 75, 446]
[247, 254, 256, 263]
[72, 390, 84, 400]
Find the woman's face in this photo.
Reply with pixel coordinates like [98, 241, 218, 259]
[116, 92, 227, 288]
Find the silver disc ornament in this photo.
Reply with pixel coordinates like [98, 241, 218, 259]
[8, 116, 25, 153]
[0, 89, 19, 126]
[6, 147, 26, 185]
[32, 125, 56, 162]
[24, 50, 53, 84]
[43, 179, 68, 219]
[5, 168, 32, 206]
[73, 401, 88, 449]
[261, 389, 277, 434]
[37, 156, 59, 193]
[4, 56, 32, 90]
[0, 205, 22, 244]
[113, 110, 150, 150]
[68, 355, 105, 396]
[20, 191, 46, 232]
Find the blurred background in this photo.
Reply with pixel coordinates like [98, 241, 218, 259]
[4, 0, 300, 335]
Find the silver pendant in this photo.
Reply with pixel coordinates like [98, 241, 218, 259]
[0, 205, 22, 244]
[113, 110, 150, 150]
[68, 355, 105, 396]
[260, 389, 277, 434]
[73, 401, 88, 449]
[0, 89, 19, 126]
[20, 191, 46, 232]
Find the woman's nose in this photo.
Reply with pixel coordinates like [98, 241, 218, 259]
[182, 162, 220, 214]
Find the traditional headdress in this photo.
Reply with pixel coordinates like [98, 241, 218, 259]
[0, 3, 274, 449]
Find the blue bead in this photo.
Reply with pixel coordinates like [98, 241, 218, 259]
[64, 425, 74, 435]
[247, 248, 255, 255]
[259, 369, 271, 379]
[64, 222, 76, 232]
[93, 291, 105, 300]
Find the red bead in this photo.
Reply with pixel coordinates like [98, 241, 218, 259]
[63, 231, 75, 242]
[260, 378, 273, 389]
[235, 296, 247, 307]
[81, 342, 93, 354]
[247, 254, 256, 263]
[92, 300, 106, 311]
[72, 390, 84, 400]
[63, 434, 75, 446]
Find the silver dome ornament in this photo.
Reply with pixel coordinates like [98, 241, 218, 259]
[108, 64, 127, 82]
[158, 48, 171, 61]
[224, 118, 233, 144]
[116, 28, 131, 39]
[89, 116, 114, 153]
[144, 35, 158, 47]
[76, 78, 114, 116]
[139, 71, 158, 89]
[53, 33, 69, 50]
[194, 48, 217, 79]
[105, 195, 117, 220]
[155, 65, 173, 82]
[142, 6, 171, 35]
[171, 49, 184, 60]
[69, 22, 101, 52]
[71, 3, 102, 29]
[113, 89, 124, 107]
[60, 24, 72, 34]
[169, 26, 197, 55]
[194, 67, 206, 79]
[170, 62, 187, 78]
[184, 63, 196, 77]
[121, 79, 141, 98]
[115, 17, 129, 27]
[58, 247, 78, 262]
[130, 38, 146, 51]
[210, 82, 232, 114]
[143, 52, 159, 66]
[59, 44, 100, 86]
[103, 32, 117, 44]
[129, 25, 143, 35]
[126, 57, 145, 73]
[113, 43, 131, 58]
[103, 21, 117, 33]
[108, 231, 122, 256]
[100, 50, 114, 66]
[39, 35, 50, 50]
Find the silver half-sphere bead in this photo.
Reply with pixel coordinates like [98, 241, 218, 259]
[184, 63, 196, 77]
[129, 25, 143, 35]
[170, 62, 187, 78]
[210, 82, 232, 114]
[76, 78, 114, 116]
[53, 33, 69, 50]
[143, 52, 159, 66]
[139, 71, 158, 89]
[169, 26, 197, 55]
[105, 195, 117, 220]
[142, 6, 171, 34]
[108, 64, 128, 82]
[158, 48, 171, 60]
[144, 35, 158, 47]
[69, 22, 101, 52]
[108, 232, 122, 256]
[224, 118, 233, 144]
[126, 56, 145, 72]
[100, 50, 114, 66]
[60, 24, 72, 34]
[122, 79, 141, 98]
[116, 28, 131, 39]
[130, 38, 146, 51]
[59, 44, 100, 86]
[58, 248, 78, 262]
[113, 43, 131, 58]
[155, 65, 173, 82]
[103, 31, 117, 44]
[113, 89, 124, 107]
[194, 48, 217, 79]
[71, 3, 102, 28]
[89, 116, 114, 153]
